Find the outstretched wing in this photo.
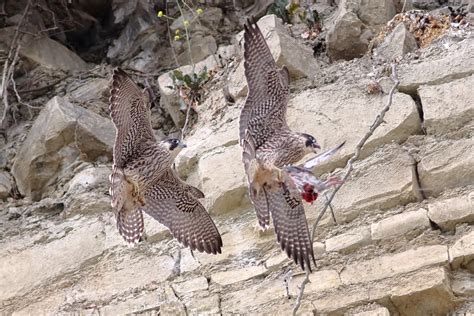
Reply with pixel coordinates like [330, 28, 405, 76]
[140, 169, 222, 254]
[110, 68, 155, 168]
[239, 17, 290, 148]
[264, 184, 315, 272]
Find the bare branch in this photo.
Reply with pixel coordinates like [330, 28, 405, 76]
[181, 101, 192, 140]
[0, 0, 31, 129]
[292, 63, 400, 315]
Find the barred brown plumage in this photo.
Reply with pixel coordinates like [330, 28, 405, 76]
[239, 18, 323, 272]
[109, 68, 222, 254]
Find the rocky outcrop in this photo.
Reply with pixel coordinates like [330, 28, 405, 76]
[0, 27, 90, 72]
[11, 96, 114, 200]
[1, 5, 473, 316]
[327, 0, 397, 60]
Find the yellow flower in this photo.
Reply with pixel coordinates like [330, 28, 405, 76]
[157, 11, 164, 17]
[183, 20, 190, 27]
[174, 34, 181, 41]
[175, 29, 180, 34]
[196, 8, 203, 15]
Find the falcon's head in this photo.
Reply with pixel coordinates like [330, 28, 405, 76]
[162, 138, 187, 158]
[299, 133, 321, 153]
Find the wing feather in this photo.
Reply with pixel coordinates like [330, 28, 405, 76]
[263, 185, 315, 272]
[239, 18, 290, 147]
[140, 169, 222, 254]
[110, 68, 155, 168]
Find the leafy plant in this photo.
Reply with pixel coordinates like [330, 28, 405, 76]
[169, 67, 210, 111]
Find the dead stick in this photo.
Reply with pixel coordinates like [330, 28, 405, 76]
[292, 63, 400, 315]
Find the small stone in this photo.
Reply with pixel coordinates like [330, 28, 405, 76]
[427, 194, 474, 231]
[371, 209, 430, 240]
[0, 171, 12, 200]
[211, 265, 266, 286]
[390, 267, 456, 315]
[418, 138, 474, 197]
[326, 226, 371, 253]
[197, 144, 247, 214]
[375, 23, 418, 61]
[353, 306, 390, 316]
[172, 277, 208, 294]
[69, 78, 109, 102]
[419, 75, 474, 135]
[340, 245, 448, 285]
[398, 39, 474, 93]
[449, 230, 474, 270]
[11, 96, 114, 200]
[451, 270, 474, 297]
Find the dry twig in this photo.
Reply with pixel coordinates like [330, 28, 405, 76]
[0, 0, 31, 129]
[292, 63, 400, 315]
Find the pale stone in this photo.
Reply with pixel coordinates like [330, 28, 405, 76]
[221, 277, 313, 314]
[428, 194, 474, 231]
[451, 271, 474, 297]
[419, 75, 474, 135]
[0, 220, 106, 302]
[340, 245, 448, 285]
[321, 145, 416, 223]
[371, 209, 431, 240]
[211, 265, 266, 286]
[327, 0, 396, 60]
[449, 230, 474, 269]
[226, 61, 247, 100]
[0, 27, 89, 72]
[390, 267, 457, 315]
[353, 307, 390, 316]
[326, 226, 371, 253]
[313, 289, 370, 313]
[289, 270, 341, 293]
[376, 23, 418, 61]
[418, 138, 474, 197]
[99, 292, 161, 315]
[180, 248, 201, 273]
[0, 171, 11, 200]
[143, 213, 172, 243]
[11, 96, 114, 200]
[399, 38, 474, 93]
[73, 254, 175, 302]
[63, 166, 111, 216]
[69, 78, 109, 102]
[172, 277, 208, 294]
[287, 86, 421, 176]
[185, 293, 220, 315]
[175, 113, 239, 177]
[326, 11, 373, 61]
[197, 144, 248, 214]
[177, 35, 217, 65]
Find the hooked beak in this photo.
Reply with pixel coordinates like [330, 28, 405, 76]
[178, 141, 187, 148]
[312, 142, 321, 152]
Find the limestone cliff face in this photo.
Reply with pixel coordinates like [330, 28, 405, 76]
[0, 1, 473, 315]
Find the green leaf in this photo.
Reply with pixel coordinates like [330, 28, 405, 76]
[172, 70, 184, 81]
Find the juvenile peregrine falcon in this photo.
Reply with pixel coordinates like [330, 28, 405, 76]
[239, 18, 340, 271]
[109, 68, 222, 254]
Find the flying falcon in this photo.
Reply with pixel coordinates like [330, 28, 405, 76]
[239, 18, 341, 271]
[109, 68, 222, 254]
